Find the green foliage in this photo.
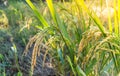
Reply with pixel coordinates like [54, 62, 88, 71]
[0, 0, 120, 76]
[25, 0, 120, 76]
[0, 10, 8, 29]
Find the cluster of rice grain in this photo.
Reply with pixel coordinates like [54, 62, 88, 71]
[22, 34, 55, 76]
[20, 48, 55, 76]
[0, 11, 9, 29]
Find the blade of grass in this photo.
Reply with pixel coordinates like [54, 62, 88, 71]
[105, 0, 112, 33]
[58, 48, 64, 65]
[113, 0, 118, 36]
[76, 65, 86, 76]
[108, 43, 119, 73]
[46, 0, 55, 22]
[118, 0, 120, 35]
[26, 0, 49, 29]
[66, 56, 76, 76]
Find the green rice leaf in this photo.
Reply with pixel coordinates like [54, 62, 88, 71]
[67, 56, 76, 76]
[58, 48, 64, 65]
[105, 0, 112, 33]
[118, 0, 120, 35]
[76, 65, 86, 76]
[26, 0, 49, 29]
[113, 0, 118, 36]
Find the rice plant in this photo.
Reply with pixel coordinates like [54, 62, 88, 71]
[24, 0, 120, 76]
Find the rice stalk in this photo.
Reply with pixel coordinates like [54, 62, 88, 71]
[24, 0, 120, 75]
[105, 0, 112, 33]
[118, 0, 120, 34]
[113, 0, 118, 36]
